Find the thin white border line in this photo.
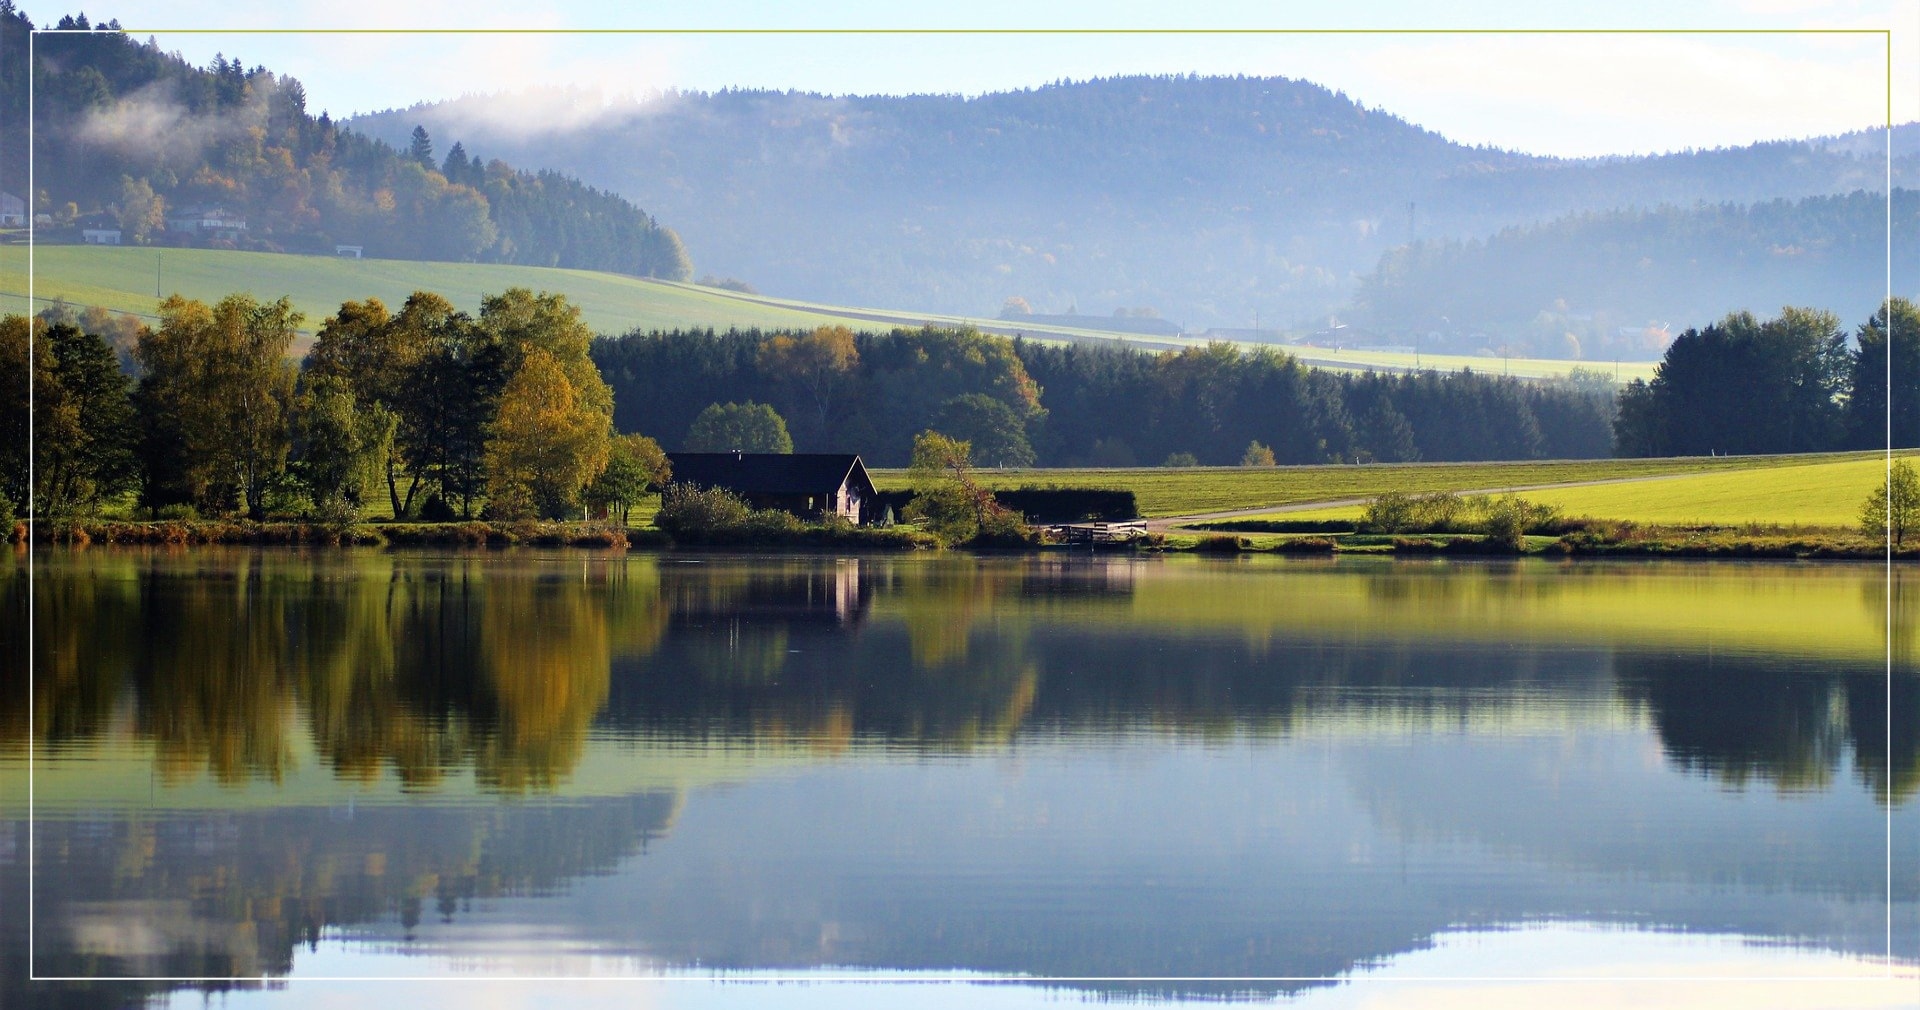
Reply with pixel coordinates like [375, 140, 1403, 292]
[25, 23, 36, 985]
[18, 21, 1910, 990]
[20, 973, 1919, 984]
[1883, 27, 1894, 973]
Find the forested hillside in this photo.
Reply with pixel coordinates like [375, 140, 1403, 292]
[0, 7, 691, 279]
[1351, 189, 1919, 360]
[353, 76, 1916, 330]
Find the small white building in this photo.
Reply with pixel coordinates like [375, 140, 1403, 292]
[81, 228, 123, 245]
[166, 206, 247, 239]
[334, 245, 363, 259]
[0, 191, 24, 227]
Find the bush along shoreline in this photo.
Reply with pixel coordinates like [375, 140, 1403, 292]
[13, 517, 938, 551]
[14, 516, 1909, 559]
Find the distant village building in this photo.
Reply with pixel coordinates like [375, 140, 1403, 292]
[334, 245, 363, 259]
[165, 206, 247, 240]
[73, 212, 123, 245]
[0, 191, 24, 227]
[666, 451, 877, 524]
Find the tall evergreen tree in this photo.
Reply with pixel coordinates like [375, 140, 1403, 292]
[409, 124, 435, 168]
[1847, 297, 1920, 449]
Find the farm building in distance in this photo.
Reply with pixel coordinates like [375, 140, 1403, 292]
[666, 451, 877, 524]
[165, 205, 248, 240]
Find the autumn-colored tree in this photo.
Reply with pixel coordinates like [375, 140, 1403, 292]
[484, 348, 612, 520]
[1240, 440, 1276, 466]
[759, 324, 858, 440]
[116, 175, 165, 244]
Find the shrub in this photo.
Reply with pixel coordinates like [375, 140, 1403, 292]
[1410, 491, 1467, 531]
[1478, 495, 1560, 549]
[1193, 535, 1250, 553]
[1361, 492, 1416, 533]
[654, 482, 806, 543]
[655, 483, 753, 536]
[1162, 452, 1200, 467]
[1273, 536, 1337, 554]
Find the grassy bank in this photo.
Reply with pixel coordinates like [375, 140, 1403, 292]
[19, 518, 934, 551]
[876, 450, 1901, 519]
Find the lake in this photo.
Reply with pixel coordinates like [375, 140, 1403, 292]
[4, 549, 1917, 1008]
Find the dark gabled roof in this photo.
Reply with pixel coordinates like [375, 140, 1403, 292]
[666, 452, 875, 496]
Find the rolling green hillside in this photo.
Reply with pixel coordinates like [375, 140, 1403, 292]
[0, 245, 1654, 380]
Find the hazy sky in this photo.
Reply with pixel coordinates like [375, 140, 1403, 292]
[33, 0, 1920, 158]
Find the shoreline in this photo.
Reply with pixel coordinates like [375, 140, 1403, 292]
[10, 519, 1910, 561]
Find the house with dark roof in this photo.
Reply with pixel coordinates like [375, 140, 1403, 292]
[667, 451, 877, 524]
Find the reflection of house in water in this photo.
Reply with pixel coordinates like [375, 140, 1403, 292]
[666, 560, 872, 630]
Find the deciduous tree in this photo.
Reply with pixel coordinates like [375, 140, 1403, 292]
[685, 401, 793, 453]
[484, 348, 612, 520]
[1861, 459, 1920, 547]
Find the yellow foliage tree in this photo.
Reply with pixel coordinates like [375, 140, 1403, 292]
[484, 348, 611, 520]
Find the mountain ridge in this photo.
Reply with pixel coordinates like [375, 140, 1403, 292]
[349, 75, 1918, 330]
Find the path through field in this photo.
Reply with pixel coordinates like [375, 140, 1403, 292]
[1149, 470, 1726, 530]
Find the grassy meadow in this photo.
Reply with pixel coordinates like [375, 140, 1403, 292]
[1253, 451, 1915, 528]
[874, 450, 1896, 520]
[0, 245, 1654, 379]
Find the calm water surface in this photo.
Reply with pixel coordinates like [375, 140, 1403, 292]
[3, 549, 1917, 1008]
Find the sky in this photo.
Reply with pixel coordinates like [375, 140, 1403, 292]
[26, 0, 1920, 158]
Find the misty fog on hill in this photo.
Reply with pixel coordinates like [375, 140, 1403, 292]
[354, 76, 1918, 355]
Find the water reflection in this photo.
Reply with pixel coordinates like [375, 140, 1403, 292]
[4, 550, 1916, 1004]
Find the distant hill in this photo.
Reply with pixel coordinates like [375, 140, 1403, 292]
[0, 8, 691, 280]
[350, 76, 1919, 329]
[1350, 189, 1920, 360]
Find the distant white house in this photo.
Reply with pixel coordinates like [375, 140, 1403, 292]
[81, 228, 123, 245]
[334, 244, 363, 259]
[0, 191, 24, 227]
[166, 206, 247, 239]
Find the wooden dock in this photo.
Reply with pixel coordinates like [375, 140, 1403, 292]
[1051, 520, 1148, 546]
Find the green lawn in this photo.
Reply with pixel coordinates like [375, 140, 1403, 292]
[1, 245, 1649, 380]
[874, 451, 1894, 519]
[1223, 452, 1916, 528]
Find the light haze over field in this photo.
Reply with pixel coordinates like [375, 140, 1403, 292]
[67, 0, 1911, 158]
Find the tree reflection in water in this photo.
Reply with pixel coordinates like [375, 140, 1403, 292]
[3, 550, 1917, 1004]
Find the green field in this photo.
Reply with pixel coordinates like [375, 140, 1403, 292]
[1261, 453, 1911, 528]
[0, 245, 1654, 380]
[874, 451, 1895, 519]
